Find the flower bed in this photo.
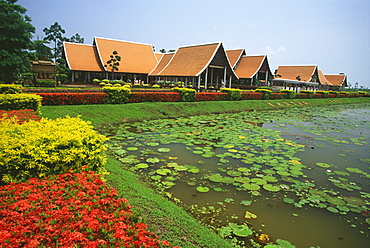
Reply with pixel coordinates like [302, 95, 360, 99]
[129, 92, 181, 103]
[0, 170, 175, 247]
[312, 93, 324, 98]
[24, 88, 102, 93]
[296, 93, 309, 99]
[270, 93, 287, 100]
[0, 109, 40, 124]
[195, 92, 228, 101]
[240, 91, 263, 100]
[36, 93, 107, 105]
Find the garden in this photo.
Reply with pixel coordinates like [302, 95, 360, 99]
[0, 83, 369, 247]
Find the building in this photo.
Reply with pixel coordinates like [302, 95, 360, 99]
[273, 65, 320, 91]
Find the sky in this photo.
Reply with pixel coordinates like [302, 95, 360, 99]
[18, 0, 370, 88]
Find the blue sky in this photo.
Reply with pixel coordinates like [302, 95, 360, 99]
[18, 0, 369, 88]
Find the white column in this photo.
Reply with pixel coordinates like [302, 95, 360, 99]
[223, 67, 227, 85]
[72, 72, 75, 82]
[229, 75, 232, 88]
[265, 71, 268, 86]
[205, 67, 208, 89]
[198, 75, 201, 89]
[210, 68, 214, 87]
[216, 75, 219, 89]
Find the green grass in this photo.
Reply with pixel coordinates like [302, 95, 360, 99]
[40, 98, 370, 127]
[105, 156, 234, 248]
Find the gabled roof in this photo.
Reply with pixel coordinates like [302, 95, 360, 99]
[226, 49, 246, 68]
[149, 53, 174, 76]
[156, 42, 236, 77]
[234, 55, 269, 79]
[94, 37, 158, 74]
[155, 53, 164, 62]
[318, 70, 333, 85]
[63, 42, 104, 72]
[276, 65, 318, 82]
[324, 74, 347, 87]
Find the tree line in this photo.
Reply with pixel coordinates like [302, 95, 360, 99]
[0, 0, 84, 83]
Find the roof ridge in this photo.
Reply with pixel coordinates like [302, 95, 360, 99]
[94, 36, 154, 47]
[178, 41, 221, 49]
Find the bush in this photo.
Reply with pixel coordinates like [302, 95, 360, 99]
[0, 116, 108, 183]
[0, 109, 40, 124]
[36, 93, 107, 105]
[240, 91, 264, 100]
[102, 79, 110, 83]
[328, 91, 340, 98]
[300, 90, 314, 99]
[195, 92, 228, 101]
[0, 94, 42, 112]
[152, 84, 160, 88]
[20, 73, 33, 81]
[279, 89, 296, 99]
[113, 83, 122, 87]
[56, 74, 68, 84]
[129, 92, 181, 103]
[37, 80, 56, 87]
[99, 82, 106, 87]
[102, 86, 131, 104]
[220, 88, 241, 101]
[0, 84, 23, 94]
[254, 89, 272, 100]
[93, 78, 101, 83]
[316, 91, 329, 98]
[173, 87, 196, 102]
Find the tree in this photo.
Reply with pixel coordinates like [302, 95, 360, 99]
[104, 51, 121, 80]
[160, 49, 166, 53]
[0, 0, 35, 82]
[30, 38, 53, 61]
[43, 22, 65, 62]
[67, 33, 84, 43]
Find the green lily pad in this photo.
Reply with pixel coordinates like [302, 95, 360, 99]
[156, 168, 171, 175]
[158, 148, 171, 152]
[316, 162, 332, 168]
[146, 142, 159, 146]
[333, 170, 350, 176]
[240, 200, 252, 206]
[227, 170, 242, 177]
[346, 167, 364, 173]
[276, 239, 296, 248]
[146, 157, 160, 163]
[327, 207, 339, 213]
[283, 198, 295, 204]
[251, 178, 267, 185]
[262, 175, 278, 182]
[263, 184, 281, 192]
[242, 183, 260, 191]
[343, 196, 366, 206]
[127, 147, 138, 151]
[196, 186, 210, 193]
[135, 163, 149, 169]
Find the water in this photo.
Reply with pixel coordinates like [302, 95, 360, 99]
[109, 103, 370, 247]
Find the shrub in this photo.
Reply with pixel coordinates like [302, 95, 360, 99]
[0, 171, 174, 247]
[102, 86, 131, 104]
[93, 78, 101, 83]
[300, 90, 314, 98]
[105, 83, 112, 87]
[20, 73, 33, 81]
[220, 88, 242, 101]
[0, 109, 40, 124]
[0, 94, 42, 112]
[254, 89, 272, 100]
[316, 91, 329, 98]
[129, 92, 181, 103]
[102, 79, 110, 83]
[152, 84, 160, 88]
[24, 88, 102, 93]
[0, 84, 23, 94]
[99, 82, 106, 87]
[279, 89, 296, 99]
[0, 116, 108, 183]
[36, 93, 107, 105]
[240, 91, 264, 100]
[328, 91, 339, 98]
[36, 80, 56, 87]
[173, 87, 196, 102]
[195, 92, 228, 101]
[113, 83, 122, 87]
[271, 92, 287, 99]
[56, 74, 68, 84]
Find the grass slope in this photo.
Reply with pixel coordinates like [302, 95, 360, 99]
[40, 98, 370, 127]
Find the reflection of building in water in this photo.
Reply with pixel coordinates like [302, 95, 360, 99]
[31, 61, 57, 84]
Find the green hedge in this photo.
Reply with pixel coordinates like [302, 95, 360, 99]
[102, 86, 131, 104]
[0, 84, 23, 94]
[220, 88, 241, 101]
[300, 90, 314, 99]
[255, 89, 272, 100]
[0, 116, 108, 183]
[37, 80, 56, 87]
[56, 74, 68, 84]
[0, 94, 42, 112]
[173, 87, 196, 102]
[279, 89, 296, 99]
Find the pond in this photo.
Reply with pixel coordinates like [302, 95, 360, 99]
[108, 102, 370, 248]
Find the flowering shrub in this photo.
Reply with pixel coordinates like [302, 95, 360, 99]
[102, 87, 130, 104]
[36, 93, 107, 105]
[0, 116, 108, 183]
[313, 93, 324, 98]
[129, 92, 181, 103]
[0, 84, 23, 94]
[173, 88, 196, 102]
[299, 90, 314, 99]
[220, 88, 242, 101]
[0, 171, 175, 247]
[270, 92, 287, 100]
[296, 93, 310, 99]
[0, 109, 40, 124]
[254, 89, 272, 100]
[195, 92, 228, 101]
[0, 94, 42, 112]
[240, 91, 263, 100]
[279, 89, 296, 99]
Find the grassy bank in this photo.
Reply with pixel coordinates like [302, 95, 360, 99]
[40, 97, 370, 127]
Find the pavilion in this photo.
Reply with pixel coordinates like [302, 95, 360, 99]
[233, 55, 272, 86]
[149, 42, 238, 89]
[272, 65, 320, 91]
[324, 74, 347, 90]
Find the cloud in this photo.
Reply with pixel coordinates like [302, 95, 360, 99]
[264, 45, 287, 57]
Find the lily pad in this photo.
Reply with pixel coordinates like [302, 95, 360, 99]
[146, 142, 159, 146]
[156, 168, 171, 175]
[263, 184, 281, 192]
[283, 198, 295, 204]
[135, 163, 149, 169]
[242, 183, 260, 191]
[146, 157, 160, 163]
[262, 175, 278, 182]
[316, 162, 332, 168]
[158, 148, 171, 152]
[327, 206, 339, 213]
[251, 178, 267, 185]
[244, 211, 257, 219]
[227, 170, 242, 177]
[127, 147, 138, 151]
[346, 167, 364, 174]
[196, 186, 210, 193]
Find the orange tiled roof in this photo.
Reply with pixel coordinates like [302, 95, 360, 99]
[155, 53, 164, 62]
[226, 49, 246, 68]
[63, 42, 104, 72]
[156, 42, 222, 76]
[149, 53, 174, 76]
[276, 65, 317, 82]
[318, 70, 333, 85]
[94, 37, 158, 74]
[234, 55, 267, 79]
[324, 74, 346, 86]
